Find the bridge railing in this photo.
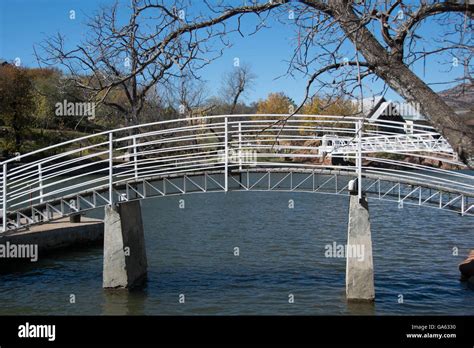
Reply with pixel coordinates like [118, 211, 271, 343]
[1, 114, 473, 232]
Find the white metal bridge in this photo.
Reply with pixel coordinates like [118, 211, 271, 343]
[1, 114, 473, 232]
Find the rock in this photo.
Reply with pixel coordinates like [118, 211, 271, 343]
[459, 249, 474, 279]
[440, 162, 460, 170]
[421, 158, 441, 167]
[291, 140, 323, 164]
[405, 156, 422, 165]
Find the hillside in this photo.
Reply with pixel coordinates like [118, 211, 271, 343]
[439, 82, 474, 126]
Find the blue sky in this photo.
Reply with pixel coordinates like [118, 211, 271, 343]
[0, 0, 468, 105]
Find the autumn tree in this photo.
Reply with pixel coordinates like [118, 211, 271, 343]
[256, 92, 296, 115]
[25, 68, 61, 129]
[298, 95, 356, 135]
[301, 96, 355, 116]
[0, 65, 35, 155]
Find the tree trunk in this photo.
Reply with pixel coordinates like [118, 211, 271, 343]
[230, 88, 243, 115]
[12, 117, 22, 152]
[375, 59, 474, 166]
[332, 1, 474, 167]
[130, 105, 139, 127]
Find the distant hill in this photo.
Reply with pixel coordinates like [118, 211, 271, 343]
[438, 82, 474, 126]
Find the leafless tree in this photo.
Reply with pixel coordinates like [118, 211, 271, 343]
[286, 0, 474, 166]
[165, 71, 209, 121]
[36, 0, 279, 127]
[221, 63, 256, 114]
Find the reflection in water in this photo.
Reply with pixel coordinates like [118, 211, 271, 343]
[102, 287, 148, 315]
[347, 300, 376, 315]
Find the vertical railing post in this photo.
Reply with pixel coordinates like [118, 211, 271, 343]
[238, 122, 242, 171]
[132, 136, 138, 180]
[224, 117, 228, 192]
[109, 132, 114, 205]
[356, 119, 363, 200]
[38, 163, 43, 203]
[2, 163, 7, 233]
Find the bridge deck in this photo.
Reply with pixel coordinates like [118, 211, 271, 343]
[1, 114, 473, 232]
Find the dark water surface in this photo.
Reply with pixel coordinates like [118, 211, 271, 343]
[0, 191, 473, 315]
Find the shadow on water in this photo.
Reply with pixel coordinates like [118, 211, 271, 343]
[346, 300, 376, 315]
[465, 278, 474, 291]
[0, 244, 103, 275]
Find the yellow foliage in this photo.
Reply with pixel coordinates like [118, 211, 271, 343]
[256, 92, 295, 118]
[299, 96, 356, 135]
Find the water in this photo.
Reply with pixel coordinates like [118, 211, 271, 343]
[0, 191, 473, 315]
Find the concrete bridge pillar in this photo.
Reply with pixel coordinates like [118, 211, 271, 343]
[346, 193, 375, 301]
[103, 200, 147, 289]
